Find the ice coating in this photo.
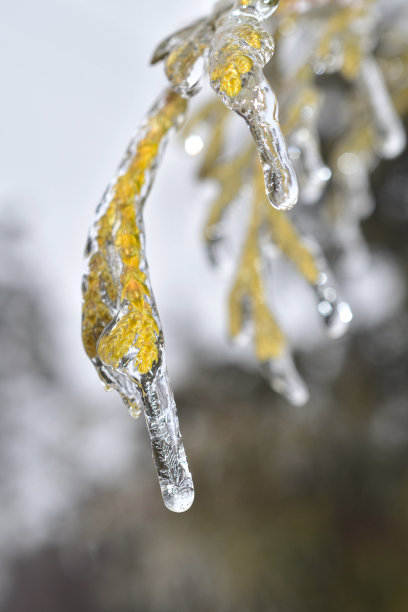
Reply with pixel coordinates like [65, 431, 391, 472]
[183, 93, 356, 405]
[82, 89, 194, 512]
[142, 358, 194, 512]
[209, 6, 299, 210]
[152, 0, 298, 209]
[151, 18, 215, 97]
[325, 1, 406, 270]
[82, 0, 408, 510]
[234, 0, 280, 20]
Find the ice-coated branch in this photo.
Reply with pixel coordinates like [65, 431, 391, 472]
[82, 89, 194, 512]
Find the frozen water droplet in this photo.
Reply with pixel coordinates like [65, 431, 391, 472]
[128, 405, 141, 419]
[263, 355, 310, 406]
[161, 480, 195, 513]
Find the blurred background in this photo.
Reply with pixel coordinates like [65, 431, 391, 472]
[1, 1, 408, 610]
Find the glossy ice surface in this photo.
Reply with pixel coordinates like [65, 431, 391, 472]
[83, 0, 407, 511]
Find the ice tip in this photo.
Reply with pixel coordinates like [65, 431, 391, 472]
[263, 355, 310, 407]
[161, 481, 195, 513]
[264, 167, 299, 211]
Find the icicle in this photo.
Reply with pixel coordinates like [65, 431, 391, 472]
[82, 90, 194, 512]
[262, 354, 310, 407]
[289, 128, 331, 205]
[142, 356, 194, 513]
[209, 0, 299, 210]
[152, 0, 298, 210]
[359, 56, 406, 159]
[259, 170, 353, 340]
[282, 87, 331, 204]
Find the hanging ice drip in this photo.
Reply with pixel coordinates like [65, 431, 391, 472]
[82, 0, 408, 511]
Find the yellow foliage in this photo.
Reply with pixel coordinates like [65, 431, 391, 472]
[83, 91, 187, 375]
